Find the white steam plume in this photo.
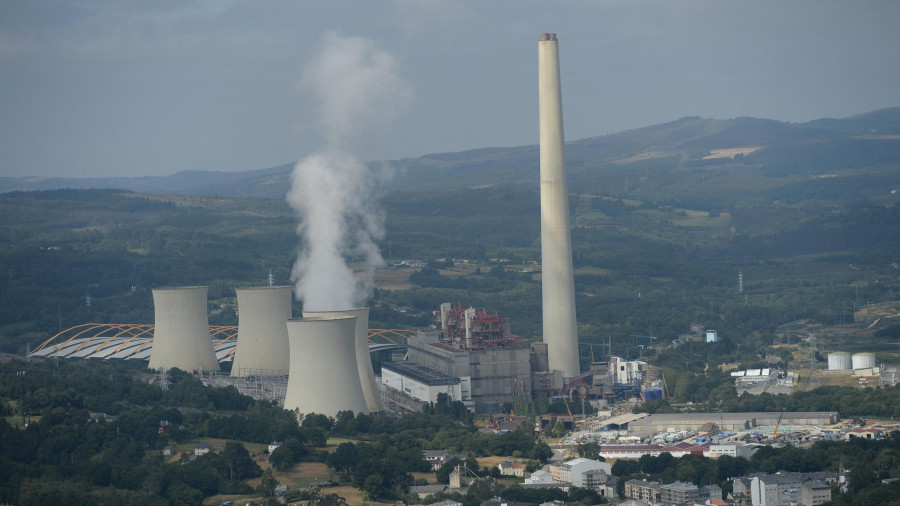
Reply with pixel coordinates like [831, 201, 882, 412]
[287, 32, 412, 312]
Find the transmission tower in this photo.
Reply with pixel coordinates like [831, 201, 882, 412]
[738, 270, 743, 293]
[805, 332, 819, 390]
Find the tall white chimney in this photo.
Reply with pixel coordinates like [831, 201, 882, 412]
[539, 33, 580, 377]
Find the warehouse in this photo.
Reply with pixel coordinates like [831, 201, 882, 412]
[627, 412, 840, 435]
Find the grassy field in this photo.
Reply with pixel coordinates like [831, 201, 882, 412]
[374, 267, 414, 290]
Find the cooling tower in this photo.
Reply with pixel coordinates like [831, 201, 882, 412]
[148, 286, 220, 372]
[230, 286, 293, 377]
[538, 33, 580, 377]
[283, 316, 369, 417]
[302, 308, 382, 412]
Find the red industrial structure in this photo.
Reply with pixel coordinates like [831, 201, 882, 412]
[434, 302, 525, 350]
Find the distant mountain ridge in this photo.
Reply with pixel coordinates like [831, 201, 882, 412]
[2, 107, 898, 198]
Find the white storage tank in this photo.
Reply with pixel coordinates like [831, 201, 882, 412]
[852, 352, 876, 370]
[828, 352, 852, 371]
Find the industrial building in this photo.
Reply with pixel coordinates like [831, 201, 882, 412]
[230, 286, 292, 377]
[302, 308, 382, 412]
[283, 316, 369, 418]
[381, 361, 461, 404]
[148, 286, 220, 373]
[625, 412, 840, 436]
[384, 302, 531, 411]
[549, 458, 612, 487]
[538, 32, 580, 378]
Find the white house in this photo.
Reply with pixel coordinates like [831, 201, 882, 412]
[194, 442, 213, 456]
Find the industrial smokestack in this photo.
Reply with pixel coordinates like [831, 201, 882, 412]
[231, 286, 293, 377]
[538, 33, 580, 377]
[302, 308, 382, 412]
[283, 316, 369, 418]
[148, 286, 220, 372]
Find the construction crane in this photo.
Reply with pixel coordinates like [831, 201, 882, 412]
[563, 397, 576, 428]
[662, 372, 671, 400]
[773, 409, 786, 438]
[630, 333, 657, 348]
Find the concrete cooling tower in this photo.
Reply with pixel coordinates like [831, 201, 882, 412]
[230, 286, 293, 377]
[148, 286, 220, 372]
[283, 316, 369, 417]
[302, 308, 382, 412]
[538, 33, 580, 377]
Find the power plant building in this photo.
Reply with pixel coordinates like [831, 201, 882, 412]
[148, 286, 220, 372]
[230, 286, 292, 377]
[302, 308, 382, 412]
[283, 316, 369, 418]
[390, 303, 532, 411]
[538, 33, 580, 377]
[381, 361, 462, 404]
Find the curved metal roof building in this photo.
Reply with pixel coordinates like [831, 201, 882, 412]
[302, 308, 382, 412]
[283, 316, 369, 417]
[230, 286, 293, 377]
[148, 286, 220, 372]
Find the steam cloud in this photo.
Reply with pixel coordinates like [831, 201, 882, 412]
[287, 32, 412, 312]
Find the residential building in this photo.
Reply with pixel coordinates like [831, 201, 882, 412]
[700, 484, 723, 501]
[800, 481, 832, 506]
[625, 479, 661, 503]
[498, 460, 527, 477]
[422, 450, 450, 471]
[659, 481, 699, 505]
[749, 472, 836, 506]
[194, 442, 212, 456]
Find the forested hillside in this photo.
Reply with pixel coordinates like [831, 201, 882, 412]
[1, 109, 899, 372]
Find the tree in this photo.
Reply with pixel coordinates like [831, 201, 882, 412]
[221, 441, 261, 480]
[363, 473, 385, 499]
[257, 468, 278, 497]
[309, 492, 348, 506]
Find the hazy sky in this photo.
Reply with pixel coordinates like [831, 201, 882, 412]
[1, 0, 898, 178]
